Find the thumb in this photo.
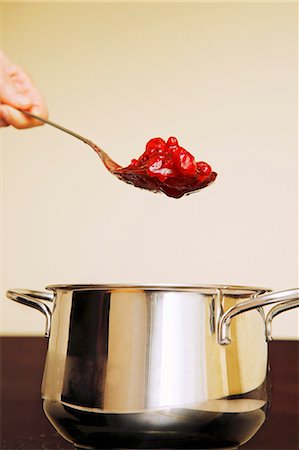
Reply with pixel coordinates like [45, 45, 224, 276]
[1, 75, 32, 109]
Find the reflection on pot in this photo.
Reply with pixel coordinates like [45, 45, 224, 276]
[44, 396, 267, 449]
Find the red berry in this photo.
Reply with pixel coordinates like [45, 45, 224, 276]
[166, 136, 179, 149]
[132, 138, 167, 168]
[196, 161, 212, 177]
[145, 138, 166, 154]
[173, 147, 196, 176]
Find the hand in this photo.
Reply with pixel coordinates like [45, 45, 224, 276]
[0, 50, 48, 129]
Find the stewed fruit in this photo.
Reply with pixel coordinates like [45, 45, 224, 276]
[114, 137, 217, 198]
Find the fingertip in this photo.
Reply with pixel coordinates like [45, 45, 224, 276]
[1, 105, 30, 129]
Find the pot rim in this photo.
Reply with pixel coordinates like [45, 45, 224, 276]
[46, 283, 271, 295]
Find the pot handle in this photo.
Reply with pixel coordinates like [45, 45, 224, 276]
[266, 299, 299, 341]
[6, 289, 54, 337]
[218, 288, 299, 345]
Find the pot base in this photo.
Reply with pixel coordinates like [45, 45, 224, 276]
[44, 400, 266, 450]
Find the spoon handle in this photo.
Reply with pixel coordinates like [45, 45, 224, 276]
[19, 109, 95, 147]
[19, 109, 121, 172]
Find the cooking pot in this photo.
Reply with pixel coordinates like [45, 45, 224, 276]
[7, 284, 299, 450]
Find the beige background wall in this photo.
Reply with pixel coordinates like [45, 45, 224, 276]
[1, 2, 298, 338]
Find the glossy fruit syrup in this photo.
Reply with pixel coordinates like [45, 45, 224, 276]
[114, 137, 217, 198]
[43, 399, 266, 449]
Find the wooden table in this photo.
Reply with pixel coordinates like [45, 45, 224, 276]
[1, 338, 298, 450]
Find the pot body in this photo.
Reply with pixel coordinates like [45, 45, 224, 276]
[41, 285, 269, 449]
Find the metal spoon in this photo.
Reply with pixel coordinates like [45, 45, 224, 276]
[19, 109, 217, 198]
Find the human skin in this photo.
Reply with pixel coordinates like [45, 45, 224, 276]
[0, 50, 48, 129]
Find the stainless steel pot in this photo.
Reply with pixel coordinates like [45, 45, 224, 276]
[7, 284, 299, 450]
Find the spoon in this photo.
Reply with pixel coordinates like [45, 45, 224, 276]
[18, 109, 217, 198]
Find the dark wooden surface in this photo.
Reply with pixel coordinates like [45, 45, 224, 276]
[1, 337, 298, 450]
